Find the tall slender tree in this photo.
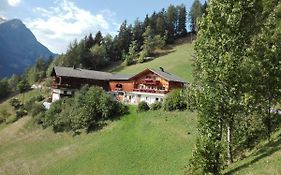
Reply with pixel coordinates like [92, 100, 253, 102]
[190, 0, 263, 174]
[177, 4, 187, 37]
[189, 0, 203, 34]
[247, 2, 281, 141]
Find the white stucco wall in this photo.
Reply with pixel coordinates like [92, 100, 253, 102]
[52, 93, 60, 102]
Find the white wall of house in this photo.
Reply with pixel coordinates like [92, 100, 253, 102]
[52, 93, 60, 102]
[124, 92, 165, 105]
[52, 89, 74, 102]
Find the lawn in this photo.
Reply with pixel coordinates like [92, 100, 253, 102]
[0, 106, 197, 175]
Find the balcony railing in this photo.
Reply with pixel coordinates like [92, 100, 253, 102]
[133, 88, 168, 94]
[52, 83, 71, 89]
[140, 79, 160, 85]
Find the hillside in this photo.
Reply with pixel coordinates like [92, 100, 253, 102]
[0, 94, 197, 175]
[224, 129, 281, 175]
[113, 43, 194, 82]
[1, 42, 280, 175]
[0, 42, 196, 175]
[0, 19, 55, 78]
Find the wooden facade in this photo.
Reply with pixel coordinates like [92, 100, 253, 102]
[51, 67, 186, 104]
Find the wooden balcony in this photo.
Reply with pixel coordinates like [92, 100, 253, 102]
[133, 88, 168, 94]
[52, 83, 71, 89]
[140, 79, 160, 85]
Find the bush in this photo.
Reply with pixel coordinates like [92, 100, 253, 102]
[9, 98, 23, 109]
[16, 79, 30, 93]
[16, 108, 27, 119]
[30, 103, 46, 117]
[163, 89, 187, 111]
[137, 101, 150, 112]
[0, 109, 10, 124]
[151, 102, 162, 110]
[35, 95, 45, 102]
[5, 115, 18, 124]
[42, 86, 128, 133]
[188, 137, 224, 175]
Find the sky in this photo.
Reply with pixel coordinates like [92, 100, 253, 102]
[0, 0, 205, 53]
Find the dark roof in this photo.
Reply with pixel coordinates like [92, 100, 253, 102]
[52, 66, 133, 81]
[52, 67, 112, 80]
[110, 74, 133, 80]
[149, 68, 186, 83]
[51, 66, 186, 83]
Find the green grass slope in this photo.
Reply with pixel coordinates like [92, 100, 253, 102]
[225, 129, 281, 175]
[0, 106, 197, 175]
[0, 42, 196, 175]
[113, 43, 194, 82]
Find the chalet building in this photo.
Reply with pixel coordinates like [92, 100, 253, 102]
[51, 66, 186, 104]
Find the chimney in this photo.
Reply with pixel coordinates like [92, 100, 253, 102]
[159, 67, 164, 72]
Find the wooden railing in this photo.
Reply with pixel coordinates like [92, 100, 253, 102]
[140, 79, 160, 85]
[133, 88, 168, 94]
[52, 83, 71, 89]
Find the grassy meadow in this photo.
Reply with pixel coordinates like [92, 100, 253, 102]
[113, 43, 194, 82]
[0, 106, 197, 175]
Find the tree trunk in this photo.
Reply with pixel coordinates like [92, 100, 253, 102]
[267, 104, 272, 142]
[227, 121, 233, 165]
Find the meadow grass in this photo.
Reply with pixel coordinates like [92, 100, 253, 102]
[224, 129, 281, 175]
[0, 106, 197, 175]
[113, 43, 194, 82]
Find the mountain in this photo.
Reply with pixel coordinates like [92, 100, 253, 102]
[0, 17, 6, 24]
[0, 18, 55, 78]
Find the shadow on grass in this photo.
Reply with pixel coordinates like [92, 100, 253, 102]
[225, 133, 281, 175]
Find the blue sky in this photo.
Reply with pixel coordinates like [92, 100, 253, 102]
[0, 0, 205, 53]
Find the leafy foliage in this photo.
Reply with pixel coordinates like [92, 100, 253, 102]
[189, 0, 271, 174]
[137, 101, 150, 112]
[41, 86, 128, 133]
[163, 89, 187, 111]
[151, 102, 162, 110]
[9, 98, 23, 110]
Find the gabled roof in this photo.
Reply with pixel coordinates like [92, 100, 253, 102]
[51, 66, 133, 81]
[51, 66, 186, 83]
[51, 67, 112, 80]
[110, 74, 133, 80]
[128, 68, 187, 83]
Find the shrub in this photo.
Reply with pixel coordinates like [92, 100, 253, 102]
[9, 98, 23, 109]
[5, 115, 18, 124]
[16, 79, 30, 93]
[16, 108, 27, 119]
[42, 86, 128, 133]
[35, 95, 45, 102]
[0, 109, 10, 124]
[163, 89, 187, 111]
[151, 102, 162, 110]
[137, 101, 150, 112]
[30, 103, 46, 117]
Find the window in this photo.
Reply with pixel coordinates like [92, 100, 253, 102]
[116, 84, 123, 90]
